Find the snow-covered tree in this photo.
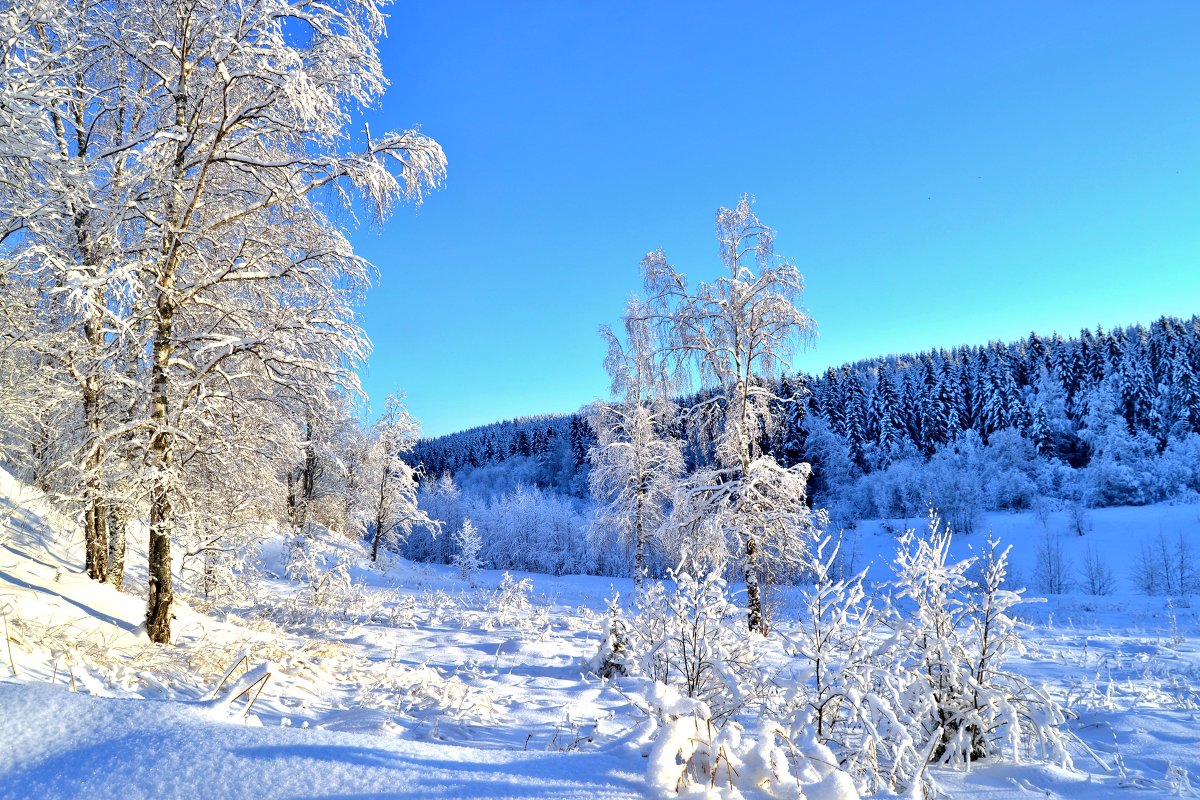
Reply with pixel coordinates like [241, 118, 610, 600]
[791, 534, 877, 743]
[116, 0, 443, 642]
[642, 195, 822, 633]
[587, 297, 683, 587]
[367, 394, 438, 561]
[451, 519, 483, 582]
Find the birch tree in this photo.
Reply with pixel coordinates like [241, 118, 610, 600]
[587, 297, 683, 587]
[642, 195, 821, 634]
[114, 0, 444, 642]
[0, 0, 149, 581]
[366, 393, 438, 562]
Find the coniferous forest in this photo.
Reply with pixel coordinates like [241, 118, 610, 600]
[405, 315, 1200, 576]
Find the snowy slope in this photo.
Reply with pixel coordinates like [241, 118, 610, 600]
[0, 682, 645, 800]
[3, 465, 1200, 799]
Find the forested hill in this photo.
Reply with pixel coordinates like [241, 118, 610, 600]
[410, 315, 1200, 503]
[410, 413, 594, 496]
[809, 315, 1200, 461]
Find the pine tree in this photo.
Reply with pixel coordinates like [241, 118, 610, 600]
[842, 371, 870, 469]
[1118, 344, 1154, 434]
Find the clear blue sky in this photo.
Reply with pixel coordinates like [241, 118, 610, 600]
[351, 2, 1200, 438]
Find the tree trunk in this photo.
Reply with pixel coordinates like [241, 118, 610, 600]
[286, 413, 319, 535]
[146, 292, 175, 644]
[371, 466, 389, 562]
[367, 491, 381, 561]
[744, 536, 766, 635]
[106, 502, 127, 590]
[301, 412, 318, 515]
[82, 374, 107, 581]
[633, 492, 645, 591]
[286, 468, 300, 531]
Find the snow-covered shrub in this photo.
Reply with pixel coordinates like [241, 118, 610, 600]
[782, 514, 1070, 796]
[1030, 494, 1054, 531]
[1155, 434, 1200, 496]
[924, 435, 987, 534]
[788, 534, 879, 746]
[451, 519, 483, 582]
[886, 514, 1071, 772]
[420, 588, 460, 626]
[591, 594, 631, 679]
[484, 571, 535, 630]
[981, 429, 1042, 511]
[1131, 533, 1200, 596]
[853, 458, 927, 528]
[1131, 542, 1162, 595]
[276, 531, 393, 628]
[1068, 497, 1092, 535]
[622, 571, 767, 724]
[642, 682, 859, 800]
[1077, 383, 1163, 506]
[475, 485, 595, 576]
[1078, 547, 1116, 595]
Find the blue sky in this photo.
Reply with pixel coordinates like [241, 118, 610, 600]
[351, 2, 1200, 437]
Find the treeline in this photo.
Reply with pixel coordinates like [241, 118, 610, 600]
[806, 315, 1200, 468]
[411, 315, 1200, 518]
[410, 414, 595, 498]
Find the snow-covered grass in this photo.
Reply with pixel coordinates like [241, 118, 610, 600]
[2, 467, 1200, 799]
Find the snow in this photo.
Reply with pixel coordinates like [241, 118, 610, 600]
[3, 466, 1200, 799]
[0, 682, 645, 800]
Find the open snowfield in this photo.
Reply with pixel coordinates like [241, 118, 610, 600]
[2, 466, 1199, 799]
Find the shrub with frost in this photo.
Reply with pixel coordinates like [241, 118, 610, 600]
[277, 530, 393, 629]
[451, 518, 483, 582]
[484, 571, 536, 631]
[642, 681, 859, 800]
[783, 513, 1072, 796]
[592, 593, 632, 679]
[787, 534, 879, 747]
[881, 513, 1071, 783]
[623, 570, 767, 724]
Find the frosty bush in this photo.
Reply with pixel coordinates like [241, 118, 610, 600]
[484, 571, 537, 631]
[451, 519, 483, 582]
[476, 485, 595, 576]
[642, 682, 859, 800]
[1079, 546, 1115, 595]
[180, 534, 264, 607]
[925, 432, 988, 533]
[783, 513, 1072, 796]
[277, 531, 392, 629]
[854, 458, 927, 528]
[1068, 498, 1092, 536]
[617, 570, 767, 724]
[591, 594, 631, 679]
[788, 534, 879, 749]
[1131, 533, 1200, 596]
[885, 514, 1071, 775]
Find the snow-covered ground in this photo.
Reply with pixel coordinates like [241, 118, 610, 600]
[2, 467, 1199, 799]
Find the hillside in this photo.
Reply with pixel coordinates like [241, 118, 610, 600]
[4, 466, 1200, 798]
[411, 316, 1200, 503]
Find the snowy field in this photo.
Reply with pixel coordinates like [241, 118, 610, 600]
[2, 467, 1199, 799]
